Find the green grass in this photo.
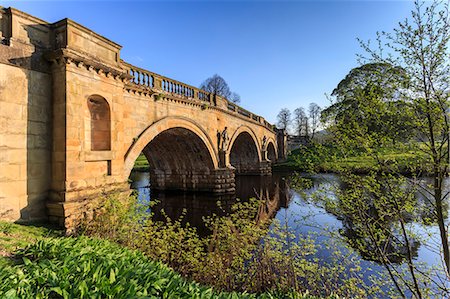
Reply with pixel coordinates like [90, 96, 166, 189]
[133, 153, 150, 170]
[276, 143, 428, 174]
[0, 236, 324, 299]
[0, 221, 62, 263]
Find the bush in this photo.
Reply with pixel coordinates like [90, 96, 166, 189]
[76, 195, 370, 297]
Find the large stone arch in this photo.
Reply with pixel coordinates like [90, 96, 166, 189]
[124, 116, 219, 178]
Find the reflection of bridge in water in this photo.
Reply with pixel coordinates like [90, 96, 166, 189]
[130, 172, 293, 235]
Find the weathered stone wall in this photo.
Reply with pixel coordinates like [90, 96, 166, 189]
[0, 63, 52, 221]
[0, 7, 53, 222]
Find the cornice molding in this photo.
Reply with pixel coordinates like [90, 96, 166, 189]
[45, 48, 131, 82]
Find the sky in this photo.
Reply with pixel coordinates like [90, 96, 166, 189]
[1, 0, 414, 124]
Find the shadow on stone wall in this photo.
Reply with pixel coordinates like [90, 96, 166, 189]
[7, 23, 52, 222]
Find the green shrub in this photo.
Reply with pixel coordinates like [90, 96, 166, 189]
[76, 194, 370, 298]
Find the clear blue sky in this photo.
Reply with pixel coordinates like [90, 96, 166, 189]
[1, 0, 413, 124]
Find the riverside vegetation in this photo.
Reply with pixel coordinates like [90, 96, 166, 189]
[0, 216, 336, 299]
[276, 143, 428, 175]
[0, 195, 365, 299]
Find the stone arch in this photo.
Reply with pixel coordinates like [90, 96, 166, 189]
[228, 126, 262, 174]
[124, 116, 219, 178]
[87, 95, 111, 151]
[267, 141, 277, 162]
[227, 125, 262, 161]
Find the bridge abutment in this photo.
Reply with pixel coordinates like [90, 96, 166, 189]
[46, 182, 131, 231]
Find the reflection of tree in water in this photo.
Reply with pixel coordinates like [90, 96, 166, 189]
[333, 175, 422, 266]
[414, 178, 449, 226]
[289, 172, 422, 265]
[150, 173, 292, 236]
[340, 212, 420, 264]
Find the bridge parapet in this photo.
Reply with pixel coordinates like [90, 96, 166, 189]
[122, 61, 275, 132]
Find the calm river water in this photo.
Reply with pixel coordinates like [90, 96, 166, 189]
[129, 170, 449, 296]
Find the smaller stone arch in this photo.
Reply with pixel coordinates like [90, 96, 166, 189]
[227, 125, 262, 162]
[267, 141, 277, 162]
[87, 95, 111, 151]
[228, 126, 263, 174]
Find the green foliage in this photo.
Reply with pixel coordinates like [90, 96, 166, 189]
[324, 0, 450, 281]
[322, 63, 416, 149]
[285, 142, 427, 175]
[133, 153, 150, 170]
[0, 237, 325, 299]
[77, 194, 375, 297]
[0, 221, 61, 262]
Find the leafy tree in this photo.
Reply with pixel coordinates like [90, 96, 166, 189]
[357, 0, 450, 277]
[200, 74, 240, 103]
[322, 62, 413, 148]
[277, 108, 291, 131]
[319, 1, 450, 295]
[293, 107, 308, 137]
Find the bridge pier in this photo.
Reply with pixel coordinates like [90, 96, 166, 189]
[233, 161, 272, 175]
[149, 167, 235, 193]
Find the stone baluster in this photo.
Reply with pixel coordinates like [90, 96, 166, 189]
[153, 75, 162, 90]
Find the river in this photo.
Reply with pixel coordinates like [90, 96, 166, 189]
[129, 170, 449, 297]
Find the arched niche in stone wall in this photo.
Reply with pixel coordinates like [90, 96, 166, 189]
[87, 95, 111, 151]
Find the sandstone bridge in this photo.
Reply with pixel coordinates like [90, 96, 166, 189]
[0, 7, 287, 229]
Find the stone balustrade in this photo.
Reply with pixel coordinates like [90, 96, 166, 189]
[123, 61, 274, 132]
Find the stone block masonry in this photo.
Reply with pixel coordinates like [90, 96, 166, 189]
[0, 6, 286, 231]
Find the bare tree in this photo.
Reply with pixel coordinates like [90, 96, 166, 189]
[293, 107, 308, 137]
[200, 74, 240, 103]
[230, 92, 241, 104]
[308, 103, 321, 139]
[277, 108, 291, 132]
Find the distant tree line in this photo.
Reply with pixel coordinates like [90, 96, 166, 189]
[276, 103, 322, 139]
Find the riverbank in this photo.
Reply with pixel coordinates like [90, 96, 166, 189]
[133, 153, 150, 171]
[274, 144, 429, 175]
[0, 221, 327, 298]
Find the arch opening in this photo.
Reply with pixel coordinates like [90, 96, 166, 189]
[88, 96, 111, 151]
[139, 127, 216, 191]
[230, 132, 260, 174]
[267, 142, 277, 162]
